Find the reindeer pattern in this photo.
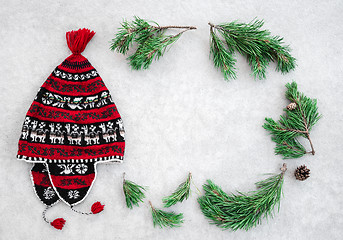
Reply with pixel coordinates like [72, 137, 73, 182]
[21, 117, 31, 140]
[49, 123, 65, 144]
[116, 118, 125, 140]
[30, 121, 49, 142]
[20, 117, 124, 145]
[65, 124, 82, 145]
[99, 122, 117, 143]
[81, 125, 101, 145]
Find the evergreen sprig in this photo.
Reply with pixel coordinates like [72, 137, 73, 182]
[110, 16, 196, 70]
[263, 82, 321, 159]
[198, 164, 287, 231]
[149, 201, 184, 228]
[209, 19, 296, 80]
[162, 172, 192, 208]
[123, 173, 146, 209]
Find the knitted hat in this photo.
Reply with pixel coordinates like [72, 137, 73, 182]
[17, 28, 125, 229]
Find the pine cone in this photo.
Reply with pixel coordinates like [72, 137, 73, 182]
[294, 165, 310, 181]
[287, 102, 297, 110]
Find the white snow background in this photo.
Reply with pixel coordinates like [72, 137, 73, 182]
[0, 0, 342, 239]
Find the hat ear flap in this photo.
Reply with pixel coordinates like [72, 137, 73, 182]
[32, 164, 66, 230]
[31, 163, 60, 206]
[46, 162, 96, 206]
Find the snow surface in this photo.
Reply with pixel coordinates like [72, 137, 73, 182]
[0, 0, 342, 239]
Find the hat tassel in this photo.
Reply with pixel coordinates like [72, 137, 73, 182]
[71, 201, 105, 215]
[42, 205, 66, 230]
[66, 28, 95, 55]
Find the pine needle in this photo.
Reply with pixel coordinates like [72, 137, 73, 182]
[208, 19, 296, 80]
[123, 173, 146, 209]
[263, 82, 321, 159]
[149, 201, 184, 228]
[110, 16, 196, 70]
[209, 25, 237, 80]
[162, 172, 192, 208]
[198, 164, 287, 231]
[128, 32, 182, 70]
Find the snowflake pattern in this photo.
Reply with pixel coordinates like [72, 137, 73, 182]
[72, 124, 79, 132]
[38, 122, 46, 129]
[43, 187, 55, 200]
[68, 190, 80, 199]
[107, 122, 113, 129]
[75, 164, 88, 174]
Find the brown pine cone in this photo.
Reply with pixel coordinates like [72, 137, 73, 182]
[294, 165, 310, 181]
[287, 102, 297, 110]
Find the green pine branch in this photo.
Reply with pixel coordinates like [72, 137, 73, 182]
[198, 164, 287, 231]
[123, 173, 146, 209]
[208, 19, 296, 80]
[263, 82, 321, 159]
[110, 16, 196, 70]
[128, 31, 183, 70]
[162, 172, 192, 208]
[149, 201, 184, 228]
[210, 26, 237, 80]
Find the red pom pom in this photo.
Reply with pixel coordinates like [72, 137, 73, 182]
[50, 218, 66, 230]
[66, 28, 95, 55]
[91, 201, 105, 214]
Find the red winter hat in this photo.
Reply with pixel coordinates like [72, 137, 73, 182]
[17, 29, 125, 228]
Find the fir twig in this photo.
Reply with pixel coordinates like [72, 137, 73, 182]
[263, 82, 321, 159]
[110, 16, 196, 70]
[149, 201, 184, 228]
[208, 19, 296, 80]
[162, 172, 192, 208]
[198, 164, 287, 231]
[123, 173, 146, 209]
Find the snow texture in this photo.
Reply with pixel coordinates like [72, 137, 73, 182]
[0, 0, 342, 239]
